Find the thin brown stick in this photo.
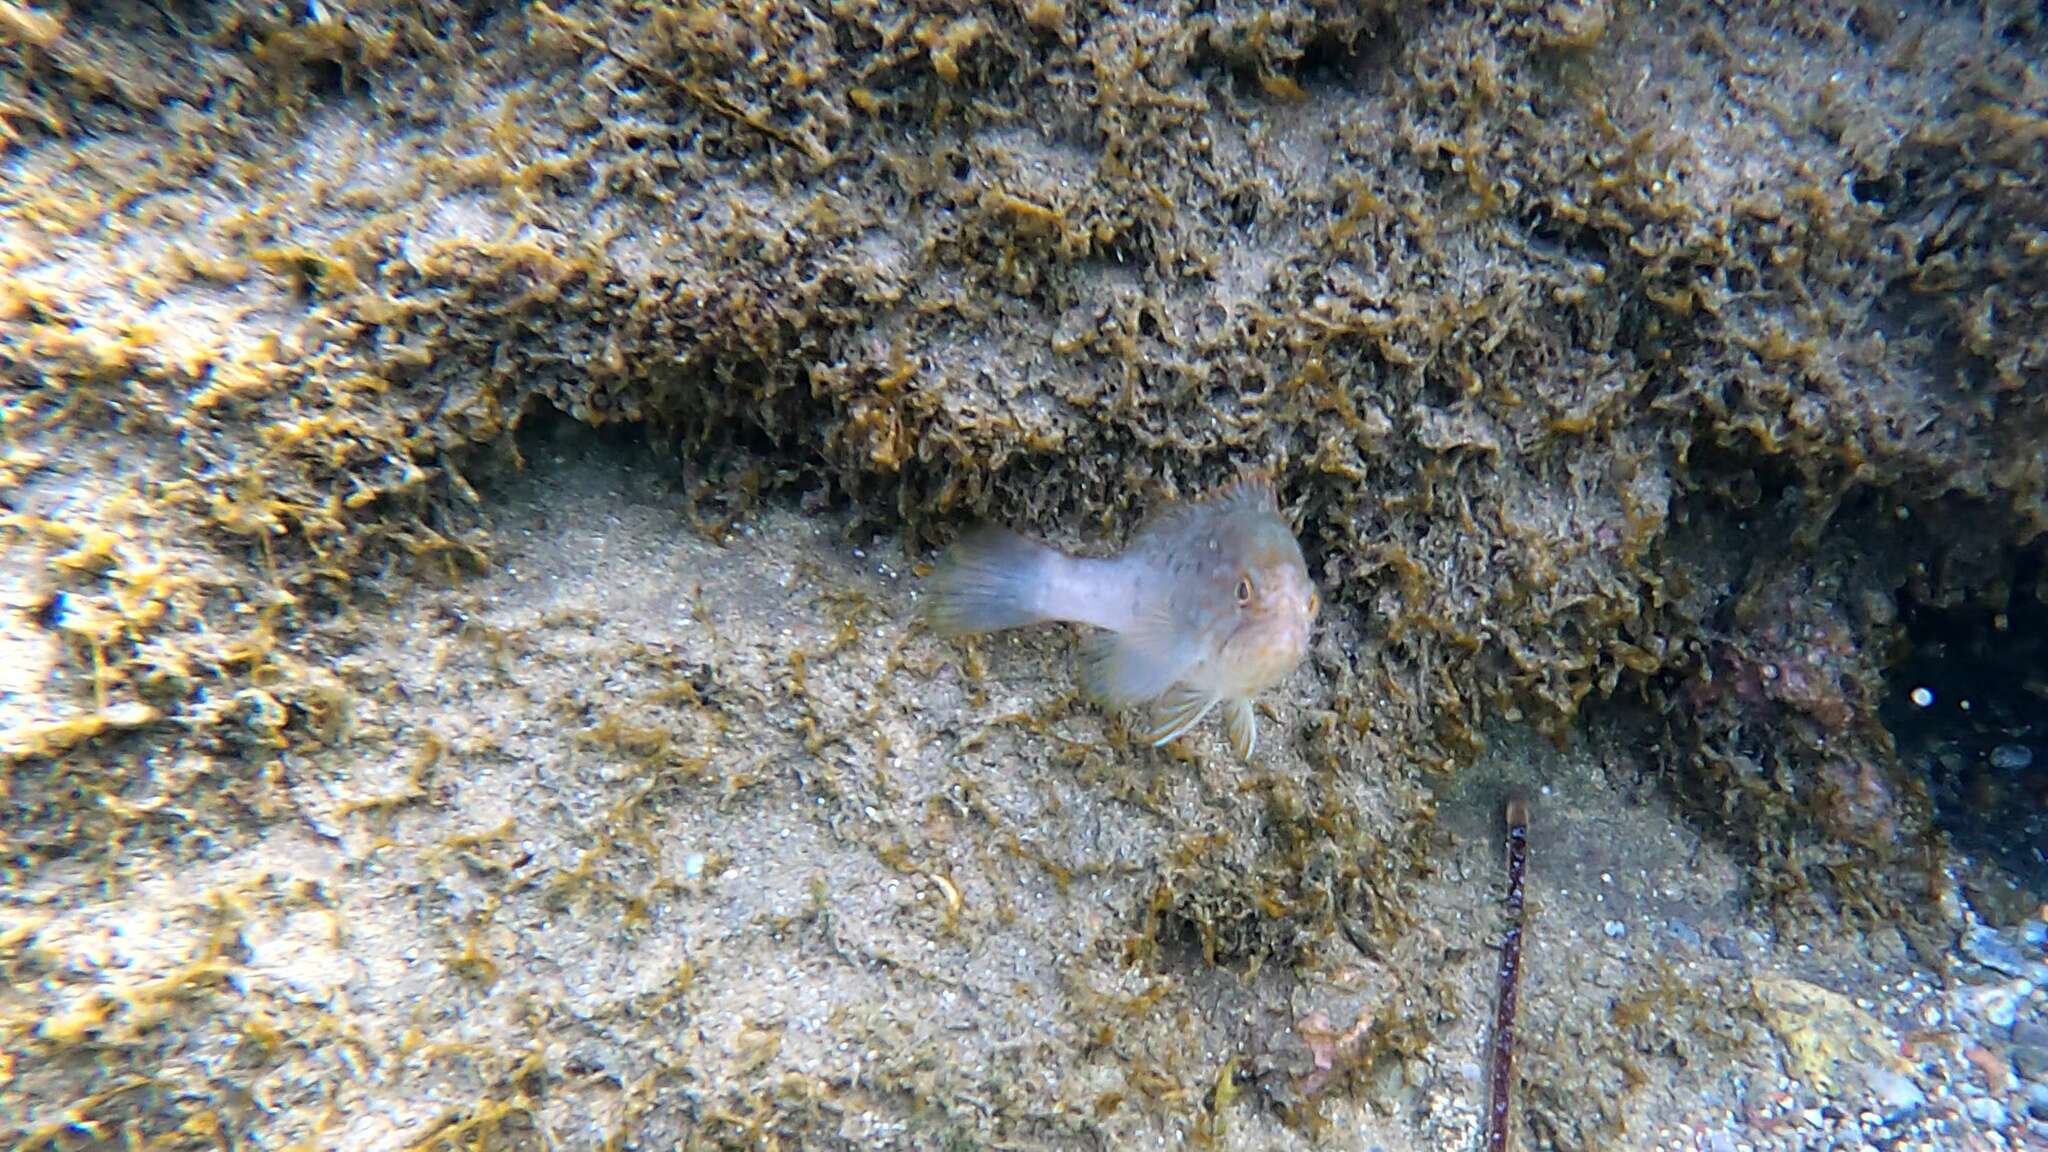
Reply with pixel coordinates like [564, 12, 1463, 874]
[1488, 793, 1530, 1152]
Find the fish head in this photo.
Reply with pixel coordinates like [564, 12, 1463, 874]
[1176, 491, 1319, 697]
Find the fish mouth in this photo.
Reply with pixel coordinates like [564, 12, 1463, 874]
[1221, 610, 1311, 677]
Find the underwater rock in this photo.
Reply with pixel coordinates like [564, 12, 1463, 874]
[1963, 924, 2031, 979]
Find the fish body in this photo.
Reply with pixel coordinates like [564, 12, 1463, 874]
[922, 475, 1318, 758]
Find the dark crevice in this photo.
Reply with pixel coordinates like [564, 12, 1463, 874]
[1226, 187, 1261, 229]
[1186, 7, 1403, 100]
[1880, 548, 2048, 904]
[478, 399, 822, 529]
[1294, 15, 1403, 92]
[303, 56, 347, 100]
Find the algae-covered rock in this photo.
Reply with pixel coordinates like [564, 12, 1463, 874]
[3, 0, 2045, 1147]
[6, 0, 2042, 820]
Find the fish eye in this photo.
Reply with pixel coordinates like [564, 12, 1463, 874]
[1235, 576, 1253, 605]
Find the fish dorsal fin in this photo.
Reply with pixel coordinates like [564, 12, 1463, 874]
[1128, 469, 1278, 550]
[1216, 472, 1278, 515]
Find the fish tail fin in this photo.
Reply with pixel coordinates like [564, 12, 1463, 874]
[922, 526, 1058, 637]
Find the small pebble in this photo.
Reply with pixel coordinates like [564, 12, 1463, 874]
[1989, 743, 2034, 769]
[1966, 1097, 2008, 1128]
[1605, 920, 1627, 939]
[1865, 1067, 1925, 1119]
[2029, 1082, 2048, 1121]
[2024, 919, 2047, 949]
[1962, 923, 2029, 977]
[1666, 919, 1703, 951]
[1710, 935, 1745, 961]
[1964, 984, 2020, 1032]
[2012, 1021, 2048, 1081]
[683, 852, 708, 879]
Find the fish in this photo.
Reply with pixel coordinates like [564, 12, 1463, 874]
[921, 473, 1319, 759]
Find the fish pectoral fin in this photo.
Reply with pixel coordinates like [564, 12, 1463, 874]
[1079, 629, 1183, 708]
[1143, 684, 1217, 748]
[1223, 698, 1257, 760]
